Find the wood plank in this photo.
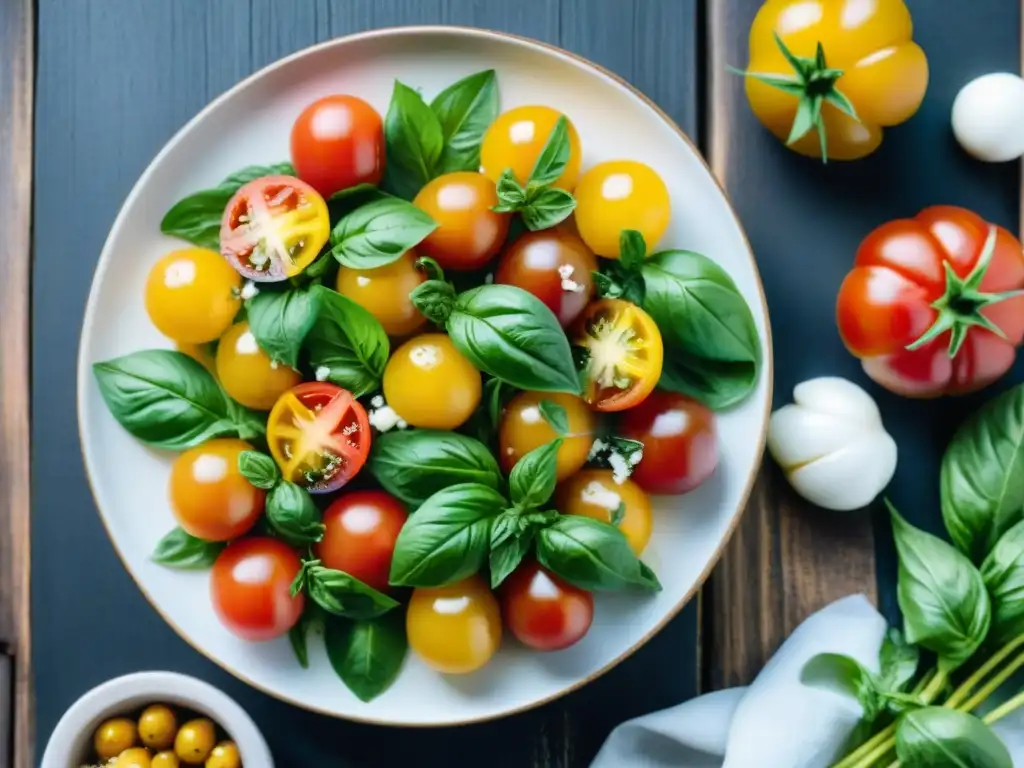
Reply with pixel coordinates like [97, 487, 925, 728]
[0, 0, 34, 763]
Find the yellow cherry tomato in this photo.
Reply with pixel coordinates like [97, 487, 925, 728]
[383, 333, 481, 430]
[152, 753, 180, 768]
[174, 718, 216, 765]
[176, 341, 217, 375]
[556, 469, 653, 555]
[480, 106, 582, 190]
[573, 161, 670, 259]
[743, 0, 928, 161]
[215, 321, 301, 410]
[115, 748, 152, 768]
[205, 742, 241, 768]
[145, 248, 242, 344]
[137, 704, 178, 751]
[335, 250, 427, 337]
[94, 718, 138, 760]
[407, 575, 501, 674]
[499, 392, 596, 481]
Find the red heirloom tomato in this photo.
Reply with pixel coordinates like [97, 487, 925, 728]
[266, 382, 370, 493]
[290, 94, 385, 197]
[620, 391, 718, 494]
[836, 206, 1024, 397]
[220, 175, 329, 282]
[315, 491, 408, 593]
[501, 561, 594, 651]
[494, 228, 597, 327]
[211, 537, 304, 641]
[413, 172, 510, 271]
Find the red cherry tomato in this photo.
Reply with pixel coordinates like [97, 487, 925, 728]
[620, 390, 718, 494]
[211, 537, 304, 641]
[290, 95, 385, 197]
[267, 382, 371, 494]
[837, 206, 1024, 397]
[315, 491, 408, 593]
[501, 561, 594, 651]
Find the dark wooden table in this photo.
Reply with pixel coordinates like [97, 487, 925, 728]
[0, 1, 1021, 766]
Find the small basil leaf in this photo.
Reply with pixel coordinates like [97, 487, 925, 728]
[592, 271, 622, 300]
[160, 162, 295, 249]
[409, 279, 457, 325]
[520, 187, 576, 231]
[382, 80, 444, 200]
[526, 115, 570, 187]
[878, 627, 920, 694]
[493, 170, 527, 211]
[330, 197, 438, 269]
[447, 284, 580, 394]
[890, 503, 990, 672]
[238, 450, 280, 490]
[245, 288, 319, 368]
[266, 482, 325, 546]
[151, 528, 224, 570]
[619, 230, 647, 273]
[304, 563, 399, 620]
[801, 653, 881, 720]
[981, 519, 1024, 643]
[389, 483, 506, 587]
[895, 707, 1012, 768]
[93, 350, 236, 450]
[536, 515, 660, 592]
[538, 399, 569, 436]
[430, 69, 499, 173]
[288, 606, 324, 670]
[490, 511, 519, 550]
[305, 286, 390, 397]
[509, 439, 562, 509]
[490, 534, 533, 589]
[659, 350, 759, 411]
[325, 612, 408, 703]
[369, 429, 502, 507]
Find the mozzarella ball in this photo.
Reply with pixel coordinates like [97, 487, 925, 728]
[951, 72, 1024, 163]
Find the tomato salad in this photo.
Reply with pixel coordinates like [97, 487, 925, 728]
[93, 69, 762, 703]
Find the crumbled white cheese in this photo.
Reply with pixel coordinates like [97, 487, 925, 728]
[608, 451, 630, 485]
[587, 437, 609, 461]
[315, 366, 331, 382]
[269, 359, 280, 370]
[370, 395, 385, 408]
[240, 280, 260, 300]
[627, 449, 643, 467]
[581, 479, 622, 511]
[558, 263, 584, 293]
[484, 273, 494, 285]
[369, 404, 404, 433]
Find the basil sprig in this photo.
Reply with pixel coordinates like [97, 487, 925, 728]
[93, 349, 264, 450]
[430, 69, 499, 173]
[492, 115, 576, 231]
[537, 399, 569, 435]
[267, 482, 325, 546]
[160, 162, 295, 250]
[305, 285, 390, 397]
[410, 281, 580, 394]
[593, 230, 648, 305]
[330, 196, 437, 270]
[292, 559, 399, 621]
[151, 527, 225, 570]
[245, 287, 319, 368]
[238, 450, 280, 489]
[509, 438, 562, 510]
[325, 611, 407, 703]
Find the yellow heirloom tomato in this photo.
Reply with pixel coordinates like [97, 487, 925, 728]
[740, 0, 928, 161]
[145, 248, 241, 344]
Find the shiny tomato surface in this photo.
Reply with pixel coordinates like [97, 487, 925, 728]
[498, 391, 596, 481]
[215, 321, 302, 411]
[480, 106, 582, 190]
[556, 469, 653, 555]
[335, 250, 427, 337]
[406, 575, 501, 674]
[316, 491, 408, 593]
[383, 333, 482, 429]
[145, 248, 241, 344]
[501, 561, 594, 651]
[413, 172, 509, 271]
[573, 160, 670, 258]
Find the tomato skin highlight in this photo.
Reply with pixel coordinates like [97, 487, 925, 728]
[556, 470, 653, 555]
[498, 391, 596, 481]
[290, 94, 385, 197]
[210, 537, 305, 641]
[406, 576, 501, 674]
[413, 172, 510, 271]
[315, 491, 408, 593]
[383, 333, 482, 430]
[501, 561, 594, 651]
[480, 106, 582, 190]
[145, 248, 241, 344]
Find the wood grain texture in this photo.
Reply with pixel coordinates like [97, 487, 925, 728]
[0, 0, 34, 765]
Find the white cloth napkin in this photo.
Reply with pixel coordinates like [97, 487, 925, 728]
[591, 594, 1024, 768]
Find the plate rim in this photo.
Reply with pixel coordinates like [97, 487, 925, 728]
[75, 23, 774, 727]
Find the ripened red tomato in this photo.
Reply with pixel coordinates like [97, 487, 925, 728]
[620, 391, 718, 494]
[290, 95, 385, 197]
[267, 382, 370, 493]
[837, 206, 1024, 397]
[220, 175, 329, 282]
[495, 228, 598, 327]
[413, 172, 510, 270]
[501, 560, 594, 651]
[211, 537, 304, 641]
[315, 491, 408, 593]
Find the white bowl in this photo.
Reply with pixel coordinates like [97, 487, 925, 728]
[40, 671, 273, 768]
[77, 26, 772, 725]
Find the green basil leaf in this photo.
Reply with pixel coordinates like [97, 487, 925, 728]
[324, 612, 407, 703]
[383, 80, 444, 200]
[288, 606, 324, 670]
[238, 450, 280, 490]
[304, 286, 389, 397]
[536, 515, 661, 592]
[895, 707, 1012, 768]
[490, 534, 533, 589]
[490, 510, 520, 550]
[160, 162, 295, 249]
[538, 399, 568, 436]
[430, 69, 499, 173]
[509, 439, 562, 509]
[225, 398, 267, 442]
[610, 502, 626, 527]
[526, 115, 570, 187]
[266, 482, 325, 546]
[619, 230, 647, 273]
[151, 528, 224, 570]
[447, 284, 580, 394]
[659, 350, 759, 411]
[389, 483, 506, 587]
[941, 384, 1024, 564]
[303, 563, 399, 620]
[93, 350, 238, 450]
[330, 197, 438, 269]
[520, 187, 576, 231]
[493, 170, 527, 211]
[890, 503, 990, 672]
[981, 519, 1024, 643]
[245, 288, 319, 368]
[800, 653, 881, 720]
[369, 429, 502, 507]
[408, 279, 457, 325]
[878, 627, 920, 694]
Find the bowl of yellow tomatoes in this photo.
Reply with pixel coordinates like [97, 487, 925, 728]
[77, 26, 771, 724]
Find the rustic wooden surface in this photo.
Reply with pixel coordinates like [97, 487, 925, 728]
[0, 0, 34, 765]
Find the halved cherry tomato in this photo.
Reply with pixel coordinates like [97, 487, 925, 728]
[498, 391, 596, 481]
[573, 299, 664, 411]
[556, 470, 653, 555]
[501, 560, 594, 651]
[290, 94, 385, 197]
[480, 106, 582, 190]
[266, 382, 370, 493]
[220, 175, 329, 282]
[211, 537, 304, 641]
[413, 172, 510, 271]
[620, 391, 718, 494]
[315, 491, 408, 593]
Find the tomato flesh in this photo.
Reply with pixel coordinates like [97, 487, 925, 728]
[501, 561, 594, 651]
[407, 576, 501, 674]
[413, 172, 509, 271]
[556, 470, 653, 555]
[316, 491, 408, 593]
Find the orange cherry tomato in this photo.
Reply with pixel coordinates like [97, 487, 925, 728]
[335, 250, 427, 337]
[574, 160, 671, 259]
[406, 575, 501, 674]
[498, 391, 596, 481]
[501, 560, 594, 651]
[315, 491, 408, 593]
[480, 106, 582, 190]
[556, 469, 653, 555]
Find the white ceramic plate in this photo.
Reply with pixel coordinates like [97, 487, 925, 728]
[78, 26, 772, 726]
